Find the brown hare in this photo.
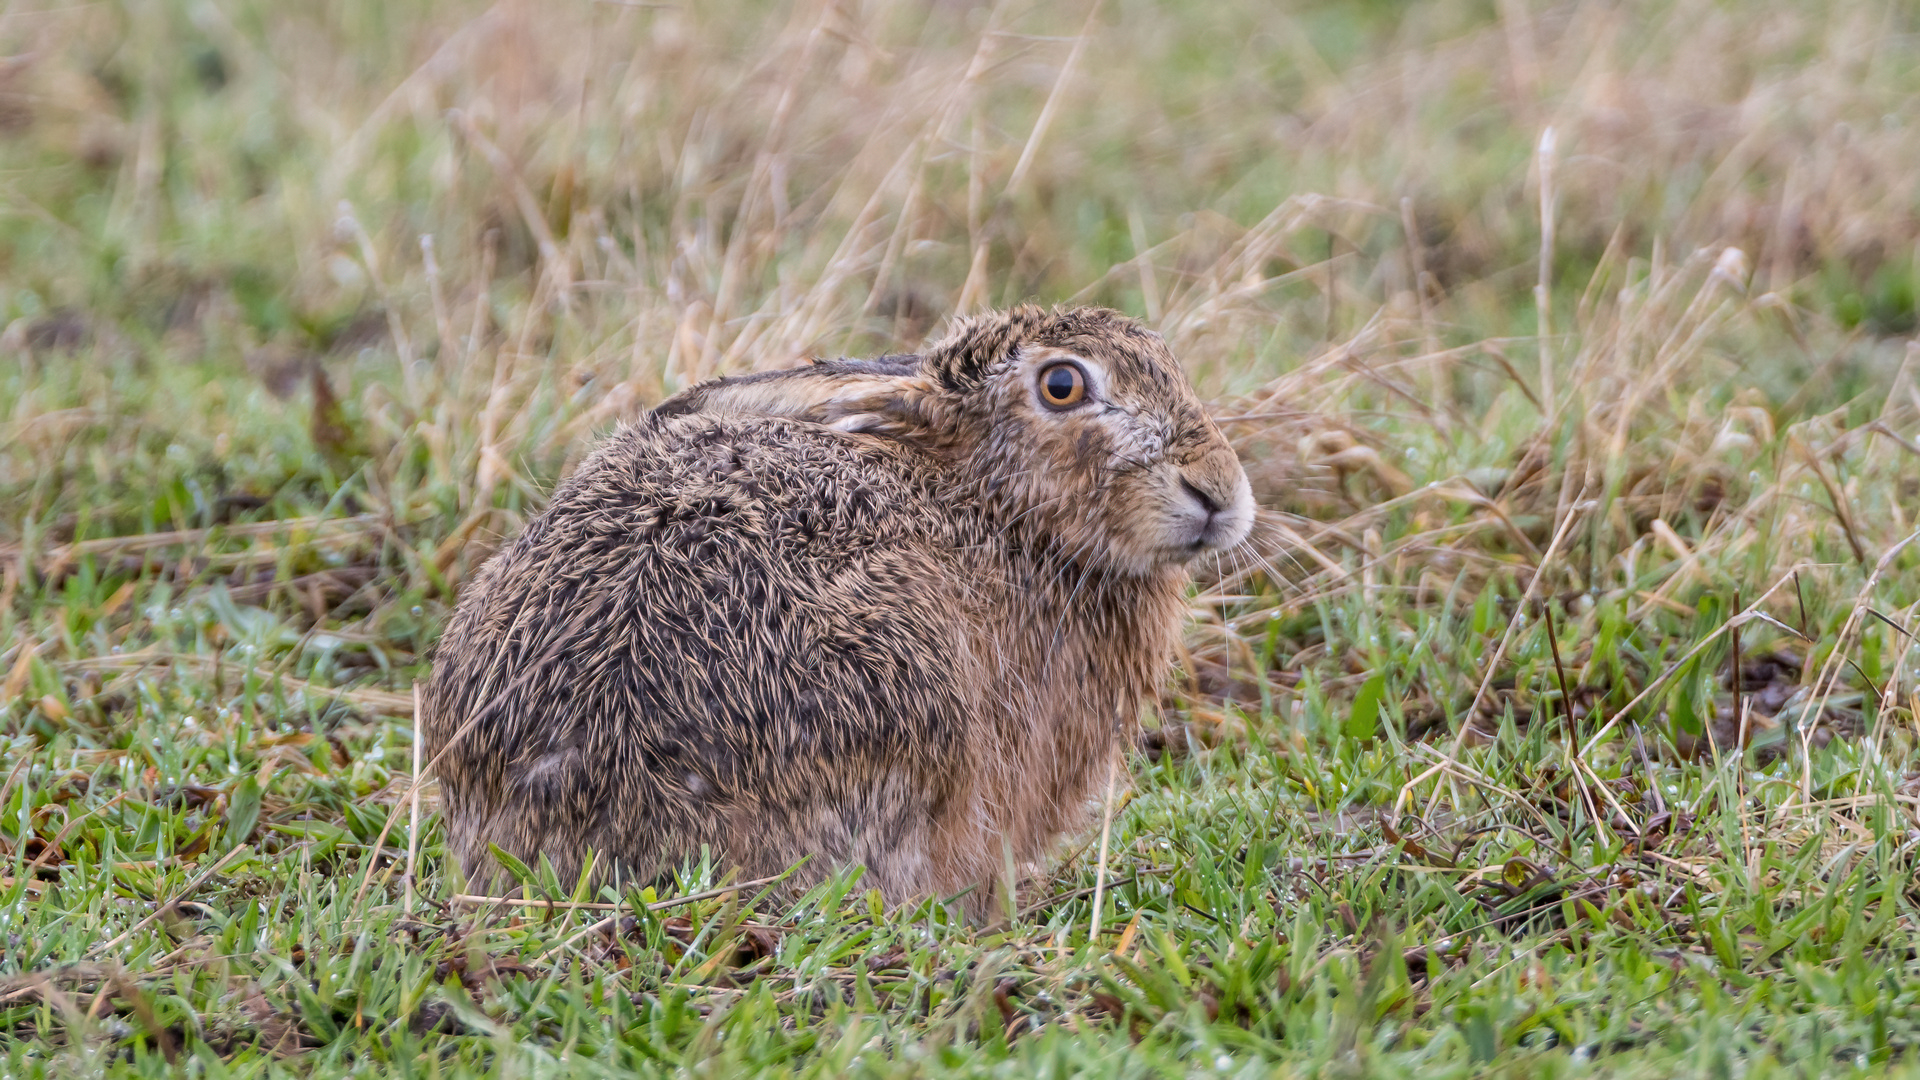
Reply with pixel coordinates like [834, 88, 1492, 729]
[420, 305, 1253, 918]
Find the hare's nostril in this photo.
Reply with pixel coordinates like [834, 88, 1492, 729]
[1180, 476, 1222, 516]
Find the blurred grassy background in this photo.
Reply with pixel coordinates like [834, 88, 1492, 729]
[4, 0, 1920, 1075]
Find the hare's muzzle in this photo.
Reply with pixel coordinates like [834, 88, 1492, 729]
[1173, 453, 1255, 555]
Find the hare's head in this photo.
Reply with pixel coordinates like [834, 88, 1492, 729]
[657, 306, 1254, 575]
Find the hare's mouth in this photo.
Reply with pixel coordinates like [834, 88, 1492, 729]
[1176, 519, 1249, 560]
[1193, 516, 1247, 551]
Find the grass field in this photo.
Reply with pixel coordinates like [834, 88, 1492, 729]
[5, 0, 1920, 1074]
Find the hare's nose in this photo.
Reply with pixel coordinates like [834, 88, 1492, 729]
[1179, 476, 1223, 517]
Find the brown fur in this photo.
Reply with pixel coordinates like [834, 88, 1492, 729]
[420, 305, 1253, 918]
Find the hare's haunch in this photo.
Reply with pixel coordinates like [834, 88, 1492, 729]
[422, 306, 1253, 917]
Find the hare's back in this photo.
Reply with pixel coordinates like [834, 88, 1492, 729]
[432, 412, 982, 797]
[582, 412, 964, 583]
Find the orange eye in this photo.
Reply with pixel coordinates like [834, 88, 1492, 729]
[1037, 361, 1088, 409]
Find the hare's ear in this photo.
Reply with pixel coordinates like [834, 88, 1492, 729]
[654, 358, 945, 441]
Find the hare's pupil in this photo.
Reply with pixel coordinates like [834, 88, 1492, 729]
[1046, 367, 1076, 401]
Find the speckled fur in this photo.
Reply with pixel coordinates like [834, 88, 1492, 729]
[421, 306, 1253, 918]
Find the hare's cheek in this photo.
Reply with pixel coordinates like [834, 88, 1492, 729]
[1088, 491, 1171, 572]
[1068, 426, 1112, 468]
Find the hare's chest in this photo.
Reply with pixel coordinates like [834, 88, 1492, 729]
[979, 576, 1183, 721]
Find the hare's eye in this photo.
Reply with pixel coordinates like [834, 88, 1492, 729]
[1037, 361, 1088, 410]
